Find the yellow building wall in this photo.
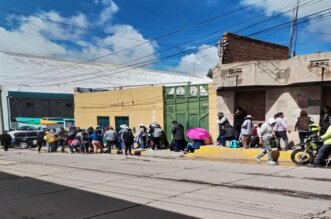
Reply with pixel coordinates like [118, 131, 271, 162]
[208, 83, 218, 142]
[74, 86, 164, 134]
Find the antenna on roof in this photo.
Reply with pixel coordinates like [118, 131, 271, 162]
[288, 0, 300, 58]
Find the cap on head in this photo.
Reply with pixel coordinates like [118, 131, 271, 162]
[268, 117, 276, 125]
[246, 115, 252, 119]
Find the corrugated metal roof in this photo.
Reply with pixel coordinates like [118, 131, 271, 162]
[0, 52, 211, 94]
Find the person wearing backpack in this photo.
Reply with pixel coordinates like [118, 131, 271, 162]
[44, 130, 57, 153]
[153, 124, 163, 150]
[104, 126, 117, 154]
[121, 127, 134, 155]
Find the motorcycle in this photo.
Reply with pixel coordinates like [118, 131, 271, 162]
[291, 126, 331, 167]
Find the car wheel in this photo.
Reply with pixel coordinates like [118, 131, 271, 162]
[19, 141, 29, 149]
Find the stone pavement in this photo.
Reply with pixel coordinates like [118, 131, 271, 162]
[0, 149, 330, 219]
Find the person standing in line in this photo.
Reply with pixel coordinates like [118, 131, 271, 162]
[320, 106, 331, 135]
[103, 126, 117, 154]
[44, 130, 57, 153]
[121, 128, 134, 155]
[0, 131, 12, 151]
[233, 107, 246, 140]
[216, 112, 229, 145]
[295, 110, 313, 145]
[171, 120, 185, 152]
[152, 124, 163, 150]
[240, 115, 253, 149]
[89, 129, 104, 153]
[76, 129, 86, 154]
[37, 131, 45, 153]
[256, 117, 278, 166]
[137, 124, 147, 149]
[275, 112, 290, 151]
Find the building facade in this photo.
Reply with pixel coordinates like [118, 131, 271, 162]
[3, 91, 74, 129]
[75, 84, 217, 140]
[213, 33, 331, 136]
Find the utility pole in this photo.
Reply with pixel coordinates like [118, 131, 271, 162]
[320, 66, 325, 113]
[288, 0, 300, 57]
[0, 85, 5, 133]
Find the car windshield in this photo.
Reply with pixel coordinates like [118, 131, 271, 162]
[17, 126, 39, 130]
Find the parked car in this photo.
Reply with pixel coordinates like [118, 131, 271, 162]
[17, 126, 40, 130]
[14, 130, 45, 149]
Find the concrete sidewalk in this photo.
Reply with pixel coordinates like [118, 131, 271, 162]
[185, 146, 292, 162]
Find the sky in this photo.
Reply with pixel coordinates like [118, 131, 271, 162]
[0, 0, 330, 77]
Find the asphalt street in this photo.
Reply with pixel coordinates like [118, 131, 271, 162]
[0, 171, 193, 219]
[0, 149, 330, 219]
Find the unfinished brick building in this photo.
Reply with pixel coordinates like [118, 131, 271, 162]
[219, 32, 289, 64]
[213, 33, 331, 145]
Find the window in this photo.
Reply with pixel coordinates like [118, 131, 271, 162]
[27, 132, 37, 137]
[15, 133, 27, 138]
[26, 102, 34, 107]
[97, 116, 109, 129]
[115, 116, 129, 132]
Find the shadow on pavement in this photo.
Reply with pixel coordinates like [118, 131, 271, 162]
[0, 171, 194, 219]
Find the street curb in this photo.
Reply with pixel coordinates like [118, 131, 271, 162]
[185, 146, 292, 162]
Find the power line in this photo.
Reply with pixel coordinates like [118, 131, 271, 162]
[2, 0, 328, 87]
[2, 0, 315, 84]
[3, 0, 310, 84]
[0, 0, 268, 81]
[41, 6, 331, 86]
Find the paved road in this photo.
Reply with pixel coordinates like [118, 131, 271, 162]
[0, 149, 330, 219]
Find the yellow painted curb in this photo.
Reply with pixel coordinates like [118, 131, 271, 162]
[185, 146, 292, 162]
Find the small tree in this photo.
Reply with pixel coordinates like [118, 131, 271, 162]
[207, 68, 213, 79]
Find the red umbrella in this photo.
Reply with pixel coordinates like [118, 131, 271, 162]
[185, 128, 210, 140]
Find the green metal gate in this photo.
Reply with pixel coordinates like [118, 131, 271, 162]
[164, 84, 209, 140]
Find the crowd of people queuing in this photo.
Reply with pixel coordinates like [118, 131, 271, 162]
[39, 122, 171, 155]
[1, 106, 330, 166]
[0, 120, 211, 155]
[216, 105, 331, 165]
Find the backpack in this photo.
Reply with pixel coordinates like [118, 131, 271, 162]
[153, 127, 163, 138]
[71, 139, 80, 147]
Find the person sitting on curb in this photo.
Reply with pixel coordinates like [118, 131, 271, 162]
[256, 118, 278, 166]
[183, 139, 205, 154]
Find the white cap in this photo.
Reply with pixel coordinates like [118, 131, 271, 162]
[268, 117, 276, 125]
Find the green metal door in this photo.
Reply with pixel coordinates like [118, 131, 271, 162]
[115, 116, 129, 132]
[97, 116, 109, 129]
[164, 84, 209, 140]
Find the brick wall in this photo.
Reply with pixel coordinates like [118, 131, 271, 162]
[9, 97, 73, 119]
[220, 32, 289, 64]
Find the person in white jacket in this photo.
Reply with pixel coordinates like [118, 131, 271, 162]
[256, 117, 277, 165]
[240, 115, 253, 148]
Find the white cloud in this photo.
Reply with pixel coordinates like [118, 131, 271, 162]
[174, 45, 218, 76]
[0, 27, 66, 56]
[0, 1, 157, 65]
[240, 0, 331, 41]
[95, 0, 119, 25]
